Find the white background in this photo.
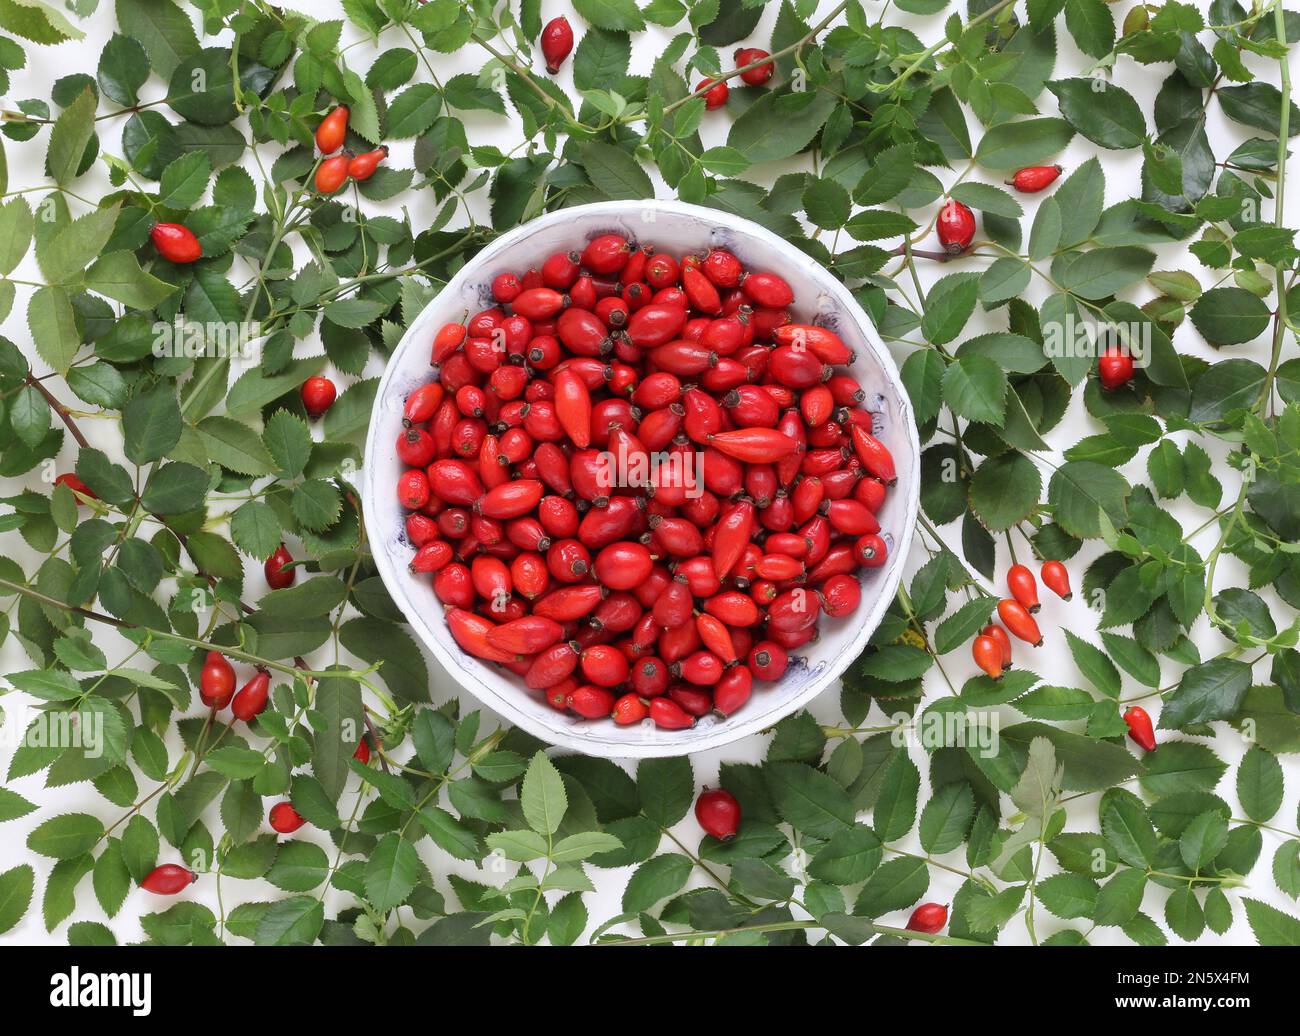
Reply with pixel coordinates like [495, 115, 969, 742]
[0, 0, 1297, 946]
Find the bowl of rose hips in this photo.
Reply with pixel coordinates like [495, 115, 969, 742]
[362, 201, 919, 758]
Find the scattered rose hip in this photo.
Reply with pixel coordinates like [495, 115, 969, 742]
[936, 199, 975, 254]
[540, 16, 574, 74]
[141, 864, 197, 895]
[396, 231, 899, 728]
[695, 787, 741, 840]
[269, 802, 306, 834]
[315, 104, 349, 154]
[1123, 705, 1157, 752]
[264, 543, 296, 589]
[301, 375, 337, 418]
[1007, 164, 1062, 193]
[905, 902, 948, 934]
[734, 47, 774, 85]
[150, 222, 203, 264]
[1098, 345, 1135, 390]
[696, 78, 729, 109]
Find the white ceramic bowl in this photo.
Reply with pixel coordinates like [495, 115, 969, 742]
[362, 200, 920, 758]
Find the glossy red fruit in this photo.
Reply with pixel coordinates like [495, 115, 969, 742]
[347, 146, 388, 181]
[734, 47, 774, 86]
[697, 77, 729, 109]
[1123, 706, 1157, 752]
[906, 902, 948, 934]
[936, 199, 976, 254]
[972, 635, 1003, 680]
[749, 640, 788, 681]
[1009, 165, 1062, 192]
[269, 802, 306, 833]
[199, 651, 235, 709]
[540, 16, 574, 74]
[141, 864, 197, 895]
[315, 105, 349, 153]
[707, 428, 798, 463]
[1098, 346, 1135, 390]
[1041, 560, 1072, 601]
[315, 154, 351, 193]
[980, 624, 1013, 669]
[1007, 563, 1040, 613]
[570, 684, 616, 719]
[713, 666, 752, 715]
[650, 697, 696, 729]
[741, 271, 794, 308]
[301, 375, 337, 418]
[492, 272, 522, 303]
[353, 738, 372, 764]
[150, 223, 202, 263]
[854, 533, 888, 568]
[849, 425, 897, 485]
[594, 541, 654, 590]
[231, 669, 271, 722]
[397, 469, 430, 510]
[695, 788, 741, 840]
[264, 544, 295, 589]
[997, 599, 1043, 647]
[612, 692, 649, 725]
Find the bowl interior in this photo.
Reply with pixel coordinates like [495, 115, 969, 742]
[362, 201, 920, 758]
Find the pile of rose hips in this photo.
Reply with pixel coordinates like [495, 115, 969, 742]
[396, 232, 899, 729]
[970, 562, 1158, 754]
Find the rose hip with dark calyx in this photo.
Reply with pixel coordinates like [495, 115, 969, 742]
[695, 789, 741, 840]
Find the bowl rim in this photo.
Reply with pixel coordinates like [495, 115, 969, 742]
[361, 199, 921, 758]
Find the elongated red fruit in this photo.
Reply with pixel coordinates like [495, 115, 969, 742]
[706, 428, 798, 463]
[446, 609, 517, 663]
[141, 864, 196, 895]
[906, 902, 948, 934]
[478, 479, 544, 519]
[553, 368, 592, 447]
[231, 669, 271, 722]
[972, 635, 1003, 679]
[199, 651, 235, 708]
[486, 615, 563, 654]
[997, 599, 1042, 646]
[150, 223, 202, 263]
[315, 154, 350, 194]
[540, 16, 574, 74]
[980, 624, 1013, 668]
[347, 146, 388, 181]
[315, 105, 349, 153]
[1006, 563, 1040, 613]
[1123, 706, 1157, 752]
[849, 425, 896, 484]
[1008, 165, 1061, 192]
[1040, 560, 1072, 601]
